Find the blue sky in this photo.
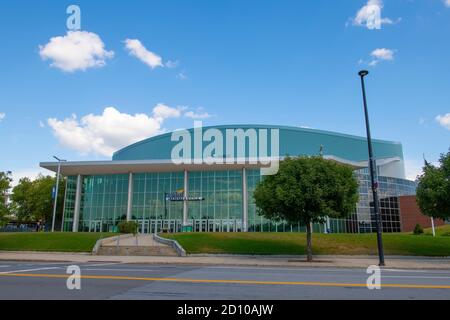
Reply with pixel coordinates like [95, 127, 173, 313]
[0, 0, 449, 183]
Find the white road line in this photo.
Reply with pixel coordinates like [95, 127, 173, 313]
[82, 268, 158, 272]
[383, 275, 450, 280]
[84, 262, 125, 267]
[382, 269, 429, 273]
[0, 267, 61, 275]
[205, 266, 450, 274]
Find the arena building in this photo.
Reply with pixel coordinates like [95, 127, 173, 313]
[40, 125, 417, 234]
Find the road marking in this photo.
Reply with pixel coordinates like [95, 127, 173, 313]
[0, 267, 61, 275]
[1, 273, 450, 290]
[82, 268, 158, 272]
[383, 275, 450, 280]
[84, 263, 124, 267]
[205, 266, 448, 274]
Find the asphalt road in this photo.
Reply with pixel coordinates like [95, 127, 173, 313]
[0, 261, 450, 300]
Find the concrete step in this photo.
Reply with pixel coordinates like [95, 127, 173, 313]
[96, 245, 178, 257]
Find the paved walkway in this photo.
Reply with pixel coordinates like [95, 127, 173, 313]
[0, 251, 449, 270]
[102, 235, 166, 247]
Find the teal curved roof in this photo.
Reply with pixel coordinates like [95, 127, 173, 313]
[112, 125, 403, 162]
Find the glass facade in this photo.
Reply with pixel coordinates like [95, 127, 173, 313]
[188, 170, 243, 232]
[62, 169, 417, 233]
[80, 174, 129, 232]
[62, 176, 77, 232]
[132, 172, 184, 233]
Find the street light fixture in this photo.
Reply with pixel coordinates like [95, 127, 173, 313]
[358, 70, 385, 267]
[51, 156, 67, 232]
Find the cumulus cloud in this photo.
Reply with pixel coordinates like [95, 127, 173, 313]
[369, 48, 395, 66]
[184, 108, 212, 120]
[39, 31, 114, 72]
[47, 104, 183, 157]
[0, 113, 5, 122]
[436, 113, 450, 130]
[124, 39, 163, 69]
[351, 0, 397, 30]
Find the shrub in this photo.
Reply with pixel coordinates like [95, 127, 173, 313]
[413, 224, 424, 235]
[118, 221, 138, 235]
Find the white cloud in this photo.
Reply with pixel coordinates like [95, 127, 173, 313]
[369, 48, 395, 66]
[124, 39, 163, 69]
[39, 31, 114, 72]
[371, 48, 395, 60]
[404, 159, 424, 181]
[436, 113, 450, 130]
[153, 103, 183, 121]
[184, 109, 212, 120]
[47, 104, 183, 157]
[352, 0, 396, 30]
[177, 71, 188, 80]
[10, 169, 48, 187]
[0, 113, 5, 122]
[445, 0, 450, 8]
[165, 60, 179, 68]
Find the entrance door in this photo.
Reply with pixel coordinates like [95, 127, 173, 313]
[169, 220, 176, 233]
[208, 220, 214, 232]
[90, 220, 101, 233]
[150, 220, 157, 234]
[138, 220, 149, 234]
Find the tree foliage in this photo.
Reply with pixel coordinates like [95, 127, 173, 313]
[10, 175, 65, 224]
[253, 156, 359, 261]
[0, 171, 12, 226]
[416, 150, 450, 220]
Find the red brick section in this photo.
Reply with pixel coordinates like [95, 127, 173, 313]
[399, 195, 445, 232]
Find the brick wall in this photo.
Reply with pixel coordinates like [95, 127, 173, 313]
[399, 195, 445, 232]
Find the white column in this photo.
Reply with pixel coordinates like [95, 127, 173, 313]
[183, 170, 189, 226]
[72, 175, 82, 232]
[61, 178, 68, 232]
[127, 172, 133, 221]
[242, 167, 248, 232]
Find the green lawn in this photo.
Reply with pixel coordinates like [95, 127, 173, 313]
[0, 232, 116, 252]
[163, 228, 450, 257]
[423, 224, 450, 236]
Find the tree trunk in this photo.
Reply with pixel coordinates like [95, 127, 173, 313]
[306, 221, 313, 262]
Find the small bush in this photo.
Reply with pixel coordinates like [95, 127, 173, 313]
[413, 224, 424, 235]
[118, 221, 138, 235]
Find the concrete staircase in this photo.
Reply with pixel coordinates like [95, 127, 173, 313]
[96, 234, 178, 257]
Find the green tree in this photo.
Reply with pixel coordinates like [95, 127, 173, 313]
[11, 175, 65, 226]
[416, 150, 450, 221]
[253, 157, 359, 261]
[0, 171, 12, 226]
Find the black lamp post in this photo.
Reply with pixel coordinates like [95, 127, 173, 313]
[358, 70, 385, 267]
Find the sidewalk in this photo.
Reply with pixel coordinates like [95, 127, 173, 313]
[1, 251, 449, 270]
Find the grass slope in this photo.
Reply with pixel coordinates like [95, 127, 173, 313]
[0, 232, 116, 252]
[163, 229, 450, 257]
